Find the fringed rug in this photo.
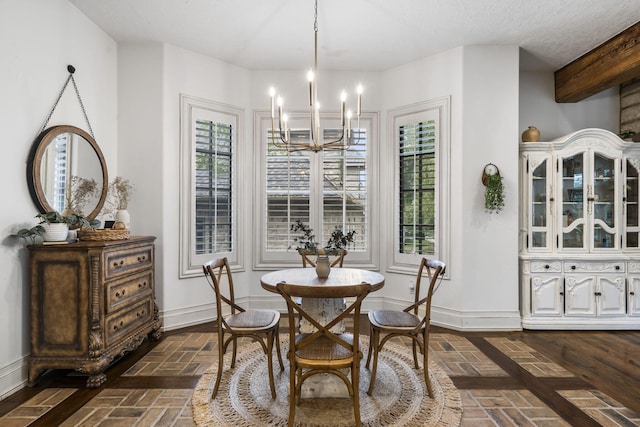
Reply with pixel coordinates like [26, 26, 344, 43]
[192, 336, 462, 426]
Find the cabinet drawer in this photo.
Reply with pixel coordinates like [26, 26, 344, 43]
[530, 261, 562, 273]
[563, 261, 624, 273]
[105, 299, 152, 346]
[104, 245, 153, 279]
[105, 271, 153, 314]
[628, 262, 640, 273]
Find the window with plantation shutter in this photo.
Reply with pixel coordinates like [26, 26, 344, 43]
[195, 119, 232, 254]
[392, 98, 450, 270]
[256, 111, 377, 267]
[180, 95, 243, 277]
[399, 120, 436, 254]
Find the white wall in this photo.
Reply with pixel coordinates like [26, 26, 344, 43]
[0, 0, 117, 398]
[519, 71, 620, 139]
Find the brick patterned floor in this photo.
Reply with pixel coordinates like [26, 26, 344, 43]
[2, 331, 639, 426]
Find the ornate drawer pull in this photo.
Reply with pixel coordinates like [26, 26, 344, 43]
[136, 310, 145, 318]
[138, 281, 147, 288]
[137, 255, 147, 262]
[113, 320, 124, 331]
[113, 260, 124, 268]
[115, 289, 126, 298]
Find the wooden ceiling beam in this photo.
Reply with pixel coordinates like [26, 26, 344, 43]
[555, 21, 640, 103]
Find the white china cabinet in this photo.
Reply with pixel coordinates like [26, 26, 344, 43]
[520, 128, 640, 329]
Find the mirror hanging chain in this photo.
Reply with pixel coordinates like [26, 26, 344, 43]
[39, 65, 95, 139]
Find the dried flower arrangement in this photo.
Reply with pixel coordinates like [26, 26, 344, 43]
[102, 176, 134, 217]
[63, 176, 99, 216]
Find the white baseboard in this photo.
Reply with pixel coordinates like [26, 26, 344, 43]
[0, 356, 28, 400]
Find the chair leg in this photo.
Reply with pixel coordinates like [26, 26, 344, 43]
[288, 359, 296, 427]
[412, 339, 420, 369]
[230, 338, 238, 369]
[275, 324, 285, 371]
[366, 329, 380, 395]
[266, 330, 277, 399]
[211, 341, 225, 400]
[365, 325, 374, 369]
[423, 337, 433, 398]
[353, 361, 362, 427]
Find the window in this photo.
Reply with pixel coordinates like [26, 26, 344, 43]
[391, 97, 450, 270]
[255, 111, 378, 268]
[180, 95, 243, 277]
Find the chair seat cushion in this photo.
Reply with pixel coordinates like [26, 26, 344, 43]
[369, 310, 420, 328]
[295, 333, 354, 361]
[225, 310, 279, 329]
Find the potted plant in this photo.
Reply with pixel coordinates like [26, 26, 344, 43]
[484, 173, 505, 213]
[103, 176, 134, 228]
[290, 220, 356, 255]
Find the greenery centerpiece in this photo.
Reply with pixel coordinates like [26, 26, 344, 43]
[10, 211, 98, 244]
[290, 219, 356, 255]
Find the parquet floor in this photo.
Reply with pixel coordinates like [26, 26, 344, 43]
[1, 321, 639, 426]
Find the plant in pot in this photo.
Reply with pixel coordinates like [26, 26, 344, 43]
[483, 173, 505, 213]
[35, 211, 97, 242]
[291, 220, 356, 277]
[103, 176, 134, 229]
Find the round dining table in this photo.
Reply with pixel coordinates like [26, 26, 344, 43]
[260, 267, 385, 333]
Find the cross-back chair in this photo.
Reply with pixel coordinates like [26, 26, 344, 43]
[299, 249, 347, 268]
[276, 281, 372, 427]
[365, 257, 446, 397]
[203, 257, 284, 400]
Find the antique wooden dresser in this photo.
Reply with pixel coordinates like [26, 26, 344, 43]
[27, 236, 162, 387]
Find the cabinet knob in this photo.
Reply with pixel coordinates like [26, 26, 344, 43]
[615, 265, 621, 270]
[559, 291, 564, 295]
[571, 265, 576, 270]
[631, 291, 635, 296]
[595, 292, 602, 296]
[544, 264, 550, 269]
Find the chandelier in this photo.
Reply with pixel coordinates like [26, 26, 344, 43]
[269, 0, 363, 152]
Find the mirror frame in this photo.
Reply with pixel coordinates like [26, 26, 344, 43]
[27, 125, 108, 221]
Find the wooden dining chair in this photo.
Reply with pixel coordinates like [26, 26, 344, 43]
[299, 248, 347, 268]
[203, 257, 284, 400]
[276, 281, 372, 427]
[365, 257, 445, 397]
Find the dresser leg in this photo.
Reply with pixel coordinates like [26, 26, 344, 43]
[86, 373, 107, 388]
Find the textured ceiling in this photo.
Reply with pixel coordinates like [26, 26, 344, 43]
[68, 0, 640, 72]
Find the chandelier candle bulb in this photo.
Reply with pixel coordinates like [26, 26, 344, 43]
[357, 84, 363, 116]
[340, 92, 346, 126]
[269, 87, 275, 118]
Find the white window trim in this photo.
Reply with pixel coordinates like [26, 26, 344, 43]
[253, 109, 379, 270]
[179, 94, 244, 278]
[388, 96, 451, 274]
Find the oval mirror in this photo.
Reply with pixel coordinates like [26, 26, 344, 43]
[27, 125, 108, 221]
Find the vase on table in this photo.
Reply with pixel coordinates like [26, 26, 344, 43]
[315, 255, 331, 278]
[115, 209, 130, 229]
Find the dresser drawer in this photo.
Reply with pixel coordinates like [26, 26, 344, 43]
[105, 271, 153, 314]
[563, 261, 624, 273]
[529, 261, 562, 273]
[105, 299, 152, 346]
[104, 244, 153, 280]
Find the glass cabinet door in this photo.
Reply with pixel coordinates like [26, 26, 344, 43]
[530, 159, 549, 249]
[592, 153, 616, 249]
[561, 153, 585, 249]
[626, 159, 640, 248]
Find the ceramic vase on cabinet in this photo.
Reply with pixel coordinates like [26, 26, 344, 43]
[115, 209, 130, 229]
[522, 126, 540, 142]
[315, 255, 331, 278]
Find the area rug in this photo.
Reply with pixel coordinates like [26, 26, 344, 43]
[192, 336, 462, 426]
